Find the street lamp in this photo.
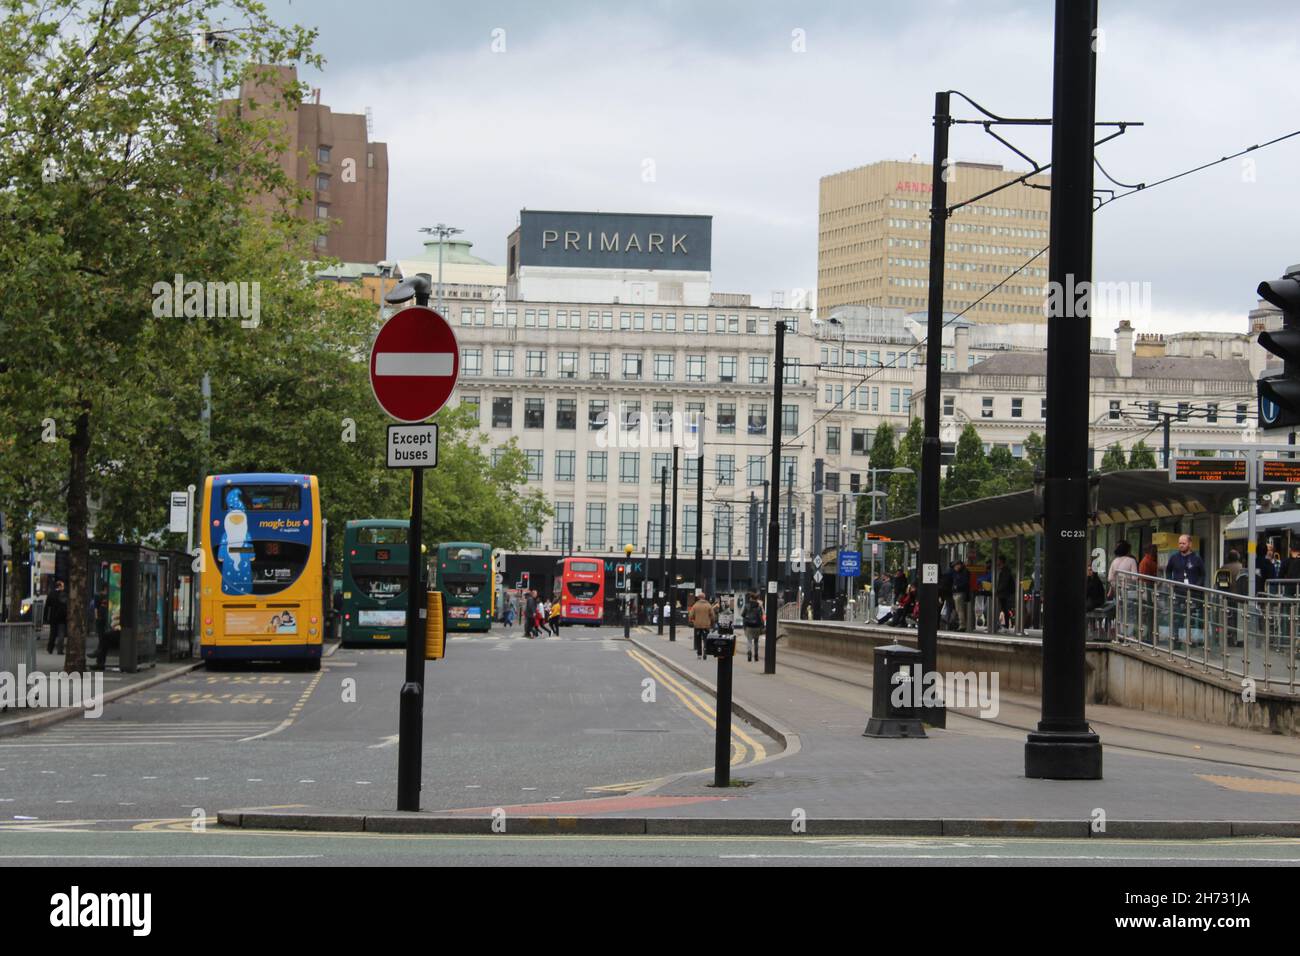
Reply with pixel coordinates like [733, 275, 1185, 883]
[417, 224, 463, 321]
[623, 543, 634, 639]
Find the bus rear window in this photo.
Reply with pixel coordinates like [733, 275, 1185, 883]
[567, 581, 600, 600]
[217, 484, 301, 512]
[447, 582, 483, 598]
[358, 526, 407, 545]
[448, 547, 484, 561]
[569, 560, 600, 574]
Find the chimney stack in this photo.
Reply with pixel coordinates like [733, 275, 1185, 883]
[954, 324, 970, 372]
[1115, 320, 1134, 377]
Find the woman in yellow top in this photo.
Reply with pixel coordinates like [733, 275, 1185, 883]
[547, 599, 561, 636]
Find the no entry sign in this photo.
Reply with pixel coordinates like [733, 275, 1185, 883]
[369, 306, 460, 422]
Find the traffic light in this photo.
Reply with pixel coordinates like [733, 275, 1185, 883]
[1257, 273, 1300, 429]
[521, 571, 530, 591]
[615, 564, 627, 589]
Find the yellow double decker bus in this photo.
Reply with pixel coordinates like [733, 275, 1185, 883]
[199, 473, 325, 670]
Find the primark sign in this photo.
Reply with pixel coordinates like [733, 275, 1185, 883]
[517, 210, 712, 272]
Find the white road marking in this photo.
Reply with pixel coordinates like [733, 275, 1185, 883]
[0, 854, 323, 861]
[367, 735, 399, 749]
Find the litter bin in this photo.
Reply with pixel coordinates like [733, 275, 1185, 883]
[863, 643, 927, 738]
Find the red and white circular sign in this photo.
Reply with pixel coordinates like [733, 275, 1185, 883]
[369, 306, 461, 423]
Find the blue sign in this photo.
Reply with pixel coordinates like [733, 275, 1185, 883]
[838, 551, 861, 576]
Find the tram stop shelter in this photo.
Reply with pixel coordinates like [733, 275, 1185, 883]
[864, 468, 1243, 638]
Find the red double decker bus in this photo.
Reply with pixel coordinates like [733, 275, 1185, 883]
[553, 557, 604, 625]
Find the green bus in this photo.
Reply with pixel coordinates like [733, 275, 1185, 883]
[341, 519, 410, 647]
[435, 541, 493, 633]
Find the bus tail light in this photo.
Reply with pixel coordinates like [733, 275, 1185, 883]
[204, 617, 212, 626]
[310, 616, 318, 624]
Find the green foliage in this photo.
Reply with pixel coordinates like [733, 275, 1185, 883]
[888, 418, 923, 517]
[1128, 440, 1159, 469]
[0, 1, 547, 652]
[1099, 444, 1129, 472]
[857, 422, 897, 530]
[1023, 431, 1045, 472]
[943, 424, 991, 505]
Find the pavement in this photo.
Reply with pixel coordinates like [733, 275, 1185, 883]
[0, 639, 204, 738]
[7, 621, 1300, 843]
[220, 625, 1300, 837]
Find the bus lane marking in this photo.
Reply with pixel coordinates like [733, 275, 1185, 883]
[238, 669, 326, 742]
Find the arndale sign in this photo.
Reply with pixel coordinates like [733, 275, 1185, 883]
[517, 210, 712, 272]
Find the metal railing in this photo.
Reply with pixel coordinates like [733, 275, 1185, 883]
[1112, 570, 1298, 694]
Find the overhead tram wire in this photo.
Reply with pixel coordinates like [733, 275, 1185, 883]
[768, 124, 1300, 468]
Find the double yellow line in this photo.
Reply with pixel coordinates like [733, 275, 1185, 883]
[625, 648, 766, 765]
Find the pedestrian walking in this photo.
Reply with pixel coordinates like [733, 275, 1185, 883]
[741, 591, 764, 663]
[1107, 540, 1138, 598]
[45, 579, 68, 654]
[951, 559, 971, 632]
[688, 590, 715, 659]
[524, 589, 538, 638]
[1165, 534, 1205, 645]
[548, 599, 561, 636]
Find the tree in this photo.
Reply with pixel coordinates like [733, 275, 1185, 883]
[1024, 431, 1045, 473]
[888, 418, 923, 518]
[858, 422, 897, 530]
[1128, 440, 1158, 470]
[978, 445, 1026, 498]
[943, 424, 991, 505]
[0, 1, 321, 669]
[1099, 444, 1129, 472]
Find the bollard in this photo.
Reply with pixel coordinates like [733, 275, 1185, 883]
[863, 643, 927, 738]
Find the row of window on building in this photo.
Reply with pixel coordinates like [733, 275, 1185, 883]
[457, 307, 800, 335]
[888, 197, 1048, 221]
[459, 347, 802, 384]
[493, 449, 804, 489]
[462, 395, 800, 436]
[537, 500, 818, 552]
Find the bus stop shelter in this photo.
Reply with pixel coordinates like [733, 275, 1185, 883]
[864, 469, 1239, 637]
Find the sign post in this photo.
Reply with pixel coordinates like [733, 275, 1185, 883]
[372, 276, 459, 813]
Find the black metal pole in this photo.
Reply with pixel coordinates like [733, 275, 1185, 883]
[658, 466, 667, 635]
[1026, 0, 1103, 780]
[396, 466, 425, 811]
[669, 446, 679, 642]
[811, 459, 823, 614]
[1162, 414, 1171, 468]
[918, 89, 950, 729]
[748, 493, 757, 588]
[714, 645, 733, 787]
[711, 507, 718, 596]
[694, 449, 705, 594]
[763, 322, 786, 674]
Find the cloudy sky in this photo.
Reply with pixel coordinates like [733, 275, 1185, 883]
[257, 0, 1299, 338]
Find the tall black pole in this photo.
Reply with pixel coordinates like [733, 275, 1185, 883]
[748, 492, 757, 588]
[711, 507, 718, 596]
[694, 448, 705, 594]
[918, 89, 950, 729]
[763, 322, 786, 674]
[658, 466, 667, 635]
[396, 467, 425, 810]
[1162, 413, 1172, 468]
[759, 480, 769, 577]
[1026, 0, 1103, 780]
[811, 459, 823, 612]
[669, 446, 679, 642]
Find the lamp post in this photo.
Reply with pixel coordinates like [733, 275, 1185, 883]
[623, 543, 634, 640]
[417, 223, 463, 321]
